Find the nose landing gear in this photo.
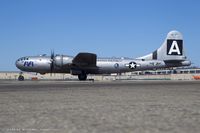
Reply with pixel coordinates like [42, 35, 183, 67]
[18, 72, 24, 81]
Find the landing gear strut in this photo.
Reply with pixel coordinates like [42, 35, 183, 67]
[78, 73, 87, 81]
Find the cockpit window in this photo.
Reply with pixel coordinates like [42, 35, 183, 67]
[19, 57, 29, 61]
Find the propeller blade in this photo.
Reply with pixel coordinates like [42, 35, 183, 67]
[51, 50, 54, 60]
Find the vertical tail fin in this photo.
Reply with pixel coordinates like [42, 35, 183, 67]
[137, 30, 187, 61]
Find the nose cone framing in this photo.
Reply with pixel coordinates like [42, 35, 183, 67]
[15, 58, 25, 70]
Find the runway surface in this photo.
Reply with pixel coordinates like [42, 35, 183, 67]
[0, 80, 200, 133]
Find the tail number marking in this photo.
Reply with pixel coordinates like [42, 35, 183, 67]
[167, 40, 183, 55]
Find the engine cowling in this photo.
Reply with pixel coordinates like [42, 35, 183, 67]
[54, 55, 72, 67]
[54, 55, 63, 67]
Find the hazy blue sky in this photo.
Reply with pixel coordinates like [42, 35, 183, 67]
[0, 0, 200, 71]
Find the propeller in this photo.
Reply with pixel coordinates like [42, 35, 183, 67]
[50, 50, 55, 75]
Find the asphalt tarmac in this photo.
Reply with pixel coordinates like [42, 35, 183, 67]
[0, 80, 200, 133]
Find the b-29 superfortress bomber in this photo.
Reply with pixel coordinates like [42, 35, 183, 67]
[16, 31, 191, 81]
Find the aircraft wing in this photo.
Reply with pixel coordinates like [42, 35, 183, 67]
[72, 53, 97, 67]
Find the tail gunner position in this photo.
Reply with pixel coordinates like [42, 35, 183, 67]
[16, 31, 191, 81]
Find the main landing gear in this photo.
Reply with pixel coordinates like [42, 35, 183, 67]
[78, 73, 87, 81]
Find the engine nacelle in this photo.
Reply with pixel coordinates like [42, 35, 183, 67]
[54, 55, 72, 67]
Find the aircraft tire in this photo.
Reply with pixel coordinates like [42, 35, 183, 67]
[18, 75, 24, 81]
[78, 74, 87, 81]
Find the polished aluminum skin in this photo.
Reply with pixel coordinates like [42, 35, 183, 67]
[16, 31, 191, 80]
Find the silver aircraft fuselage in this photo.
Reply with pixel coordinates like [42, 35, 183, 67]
[15, 31, 192, 80]
[15, 55, 190, 74]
